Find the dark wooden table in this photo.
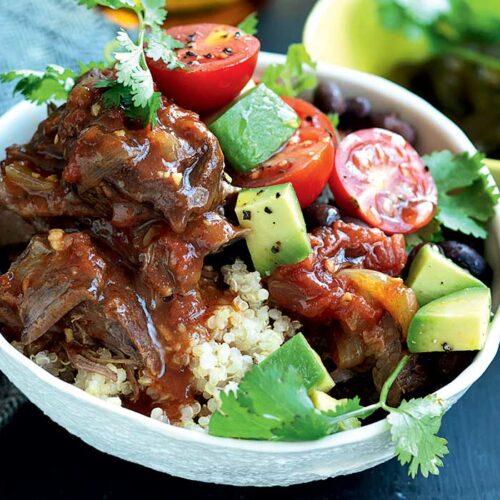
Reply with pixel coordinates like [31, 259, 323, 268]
[1, 1, 499, 498]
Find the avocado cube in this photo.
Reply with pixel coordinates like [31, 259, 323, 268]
[209, 84, 300, 173]
[484, 158, 500, 187]
[407, 287, 491, 353]
[309, 390, 361, 429]
[235, 183, 312, 277]
[406, 244, 486, 306]
[260, 333, 335, 392]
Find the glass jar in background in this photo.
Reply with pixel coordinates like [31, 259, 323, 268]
[102, 0, 264, 29]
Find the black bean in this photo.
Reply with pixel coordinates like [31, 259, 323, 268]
[439, 240, 493, 285]
[313, 81, 346, 115]
[304, 204, 340, 230]
[371, 111, 417, 145]
[340, 96, 372, 130]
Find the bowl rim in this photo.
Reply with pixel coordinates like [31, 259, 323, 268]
[0, 51, 499, 455]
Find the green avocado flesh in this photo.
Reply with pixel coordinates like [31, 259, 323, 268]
[208, 83, 300, 173]
[260, 333, 335, 392]
[310, 390, 343, 411]
[407, 287, 491, 353]
[406, 244, 486, 306]
[484, 158, 500, 187]
[235, 183, 312, 277]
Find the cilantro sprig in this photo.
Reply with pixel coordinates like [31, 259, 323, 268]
[424, 151, 499, 239]
[0, 62, 108, 105]
[238, 12, 259, 36]
[78, 0, 185, 127]
[261, 43, 317, 97]
[209, 354, 449, 478]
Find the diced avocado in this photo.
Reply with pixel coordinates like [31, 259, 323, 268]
[235, 183, 312, 277]
[260, 333, 335, 392]
[209, 83, 300, 173]
[406, 244, 486, 306]
[407, 287, 491, 353]
[310, 390, 344, 411]
[310, 391, 361, 429]
[484, 158, 500, 187]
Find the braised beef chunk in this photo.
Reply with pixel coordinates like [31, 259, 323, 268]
[0, 208, 36, 247]
[1, 70, 226, 232]
[5, 105, 65, 173]
[55, 70, 226, 232]
[0, 230, 165, 377]
[0, 160, 99, 219]
[88, 212, 245, 297]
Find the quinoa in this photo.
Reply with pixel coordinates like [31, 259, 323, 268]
[177, 259, 301, 430]
[25, 260, 300, 430]
[31, 350, 70, 378]
[74, 348, 133, 406]
[31, 347, 133, 406]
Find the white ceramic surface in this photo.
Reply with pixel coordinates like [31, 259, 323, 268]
[0, 53, 499, 487]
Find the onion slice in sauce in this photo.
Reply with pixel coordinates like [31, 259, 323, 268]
[337, 268, 418, 336]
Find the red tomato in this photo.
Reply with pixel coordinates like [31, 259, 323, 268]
[148, 24, 260, 112]
[233, 98, 336, 208]
[329, 128, 437, 234]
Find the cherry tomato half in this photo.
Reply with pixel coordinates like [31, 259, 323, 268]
[233, 98, 336, 208]
[148, 24, 260, 112]
[329, 128, 437, 234]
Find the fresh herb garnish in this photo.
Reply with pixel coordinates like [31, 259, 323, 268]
[377, 0, 500, 71]
[209, 363, 364, 441]
[78, 0, 186, 126]
[327, 112, 341, 142]
[1, 65, 75, 105]
[424, 151, 499, 239]
[238, 12, 259, 36]
[209, 354, 448, 478]
[327, 112, 339, 129]
[405, 219, 444, 252]
[261, 43, 317, 97]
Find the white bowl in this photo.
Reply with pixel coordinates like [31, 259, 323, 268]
[0, 52, 499, 487]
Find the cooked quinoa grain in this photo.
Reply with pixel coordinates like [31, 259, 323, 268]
[23, 261, 300, 430]
[181, 260, 300, 429]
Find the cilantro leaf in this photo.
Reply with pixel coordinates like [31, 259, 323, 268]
[327, 112, 339, 129]
[114, 29, 155, 108]
[424, 151, 499, 239]
[141, 0, 167, 28]
[77, 60, 110, 76]
[261, 43, 317, 97]
[77, 0, 136, 10]
[238, 12, 258, 36]
[79, 0, 183, 126]
[209, 388, 276, 440]
[96, 78, 162, 126]
[405, 219, 443, 252]
[209, 364, 365, 441]
[210, 350, 451, 478]
[386, 397, 449, 478]
[145, 27, 185, 70]
[0, 65, 76, 104]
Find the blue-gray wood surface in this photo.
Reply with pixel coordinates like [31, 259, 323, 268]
[0, 1, 498, 498]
